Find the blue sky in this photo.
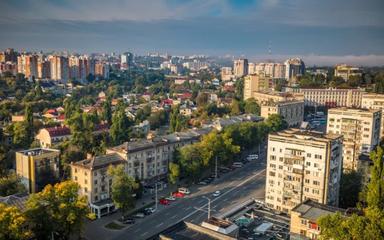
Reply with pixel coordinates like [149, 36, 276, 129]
[0, 0, 384, 65]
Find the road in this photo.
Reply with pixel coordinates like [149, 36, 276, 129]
[84, 148, 267, 240]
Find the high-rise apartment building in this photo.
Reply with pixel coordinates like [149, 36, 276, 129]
[95, 62, 110, 80]
[121, 52, 133, 70]
[37, 55, 50, 79]
[327, 108, 381, 170]
[243, 73, 272, 100]
[334, 64, 363, 81]
[285, 58, 305, 81]
[16, 148, 60, 193]
[265, 129, 343, 213]
[17, 54, 38, 79]
[233, 59, 248, 77]
[361, 93, 384, 138]
[49, 55, 69, 82]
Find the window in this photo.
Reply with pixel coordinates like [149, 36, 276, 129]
[307, 153, 311, 158]
[84, 179, 88, 184]
[74, 176, 78, 181]
[301, 219, 307, 225]
[94, 180, 98, 185]
[314, 163, 319, 168]
[313, 180, 320, 186]
[94, 196, 98, 201]
[84, 187, 88, 193]
[269, 171, 276, 177]
[74, 168, 78, 173]
[305, 179, 310, 184]
[270, 155, 276, 160]
[306, 162, 311, 166]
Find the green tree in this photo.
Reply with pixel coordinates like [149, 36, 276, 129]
[12, 121, 31, 147]
[148, 110, 167, 130]
[196, 92, 209, 108]
[244, 98, 260, 115]
[230, 99, 241, 115]
[0, 203, 32, 240]
[365, 146, 384, 210]
[170, 105, 188, 133]
[168, 162, 180, 184]
[265, 114, 288, 132]
[110, 107, 132, 145]
[102, 99, 112, 125]
[108, 165, 138, 216]
[339, 170, 362, 208]
[235, 78, 244, 100]
[0, 173, 25, 196]
[25, 181, 88, 240]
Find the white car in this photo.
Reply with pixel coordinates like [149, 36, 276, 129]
[212, 191, 221, 197]
[178, 188, 190, 194]
[165, 196, 176, 201]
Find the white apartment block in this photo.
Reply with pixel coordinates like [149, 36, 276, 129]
[327, 108, 381, 171]
[297, 88, 364, 108]
[265, 129, 343, 214]
[261, 100, 304, 127]
[362, 93, 384, 138]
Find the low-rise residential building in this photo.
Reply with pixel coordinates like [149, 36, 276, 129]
[327, 108, 381, 170]
[361, 92, 384, 138]
[265, 129, 343, 214]
[290, 199, 346, 240]
[16, 148, 60, 193]
[35, 123, 109, 148]
[71, 153, 126, 218]
[261, 100, 304, 127]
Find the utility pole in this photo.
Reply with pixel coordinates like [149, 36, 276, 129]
[203, 196, 211, 219]
[215, 156, 218, 179]
[155, 182, 158, 210]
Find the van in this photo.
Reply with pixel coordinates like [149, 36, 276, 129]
[178, 187, 190, 194]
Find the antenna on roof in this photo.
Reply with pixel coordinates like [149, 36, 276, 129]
[268, 40, 272, 56]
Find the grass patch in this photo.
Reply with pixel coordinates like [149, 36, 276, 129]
[105, 222, 125, 230]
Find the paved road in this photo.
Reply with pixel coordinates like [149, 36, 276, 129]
[84, 149, 267, 240]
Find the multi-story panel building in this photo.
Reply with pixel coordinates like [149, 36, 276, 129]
[16, 148, 60, 193]
[95, 62, 110, 80]
[361, 93, 384, 138]
[285, 58, 305, 81]
[265, 129, 343, 214]
[261, 100, 304, 127]
[327, 108, 381, 171]
[233, 59, 248, 77]
[120, 52, 133, 70]
[37, 56, 50, 79]
[290, 200, 346, 240]
[17, 54, 38, 79]
[243, 73, 272, 100]
[334, 64, 363, 81]
[71, 153, 126, 218]
[297, 88, 365, 108]
[49, 55, 69, 82]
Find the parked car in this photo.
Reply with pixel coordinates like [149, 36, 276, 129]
[165, 196, 176, 201]
[133, 212, 145, 218]
[159, 198, 170, 205]
[178, 188, 190, 194]
[232, 162, 243, 168]
[198, 181, 208, 185]
[212, 190, 221, 197]
[120, 216, 135, 224]
[144, 207, 156, 215]
[172, 191, 185, 198]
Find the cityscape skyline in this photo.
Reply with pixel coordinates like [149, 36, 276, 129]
[1, 0, 384, 66]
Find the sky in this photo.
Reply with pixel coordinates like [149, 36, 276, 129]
[0, 0, 384, 66]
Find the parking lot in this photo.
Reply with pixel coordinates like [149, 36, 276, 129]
[227, 201, 290, 240]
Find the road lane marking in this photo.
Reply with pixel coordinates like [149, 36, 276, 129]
[156, 222, 164, 228]
[185, 206, 192, 211]
[133, 228, 141, 233]
[171, 215, 177, 219]
[181, 169, 266, 221]
[140, 231, 148, 236]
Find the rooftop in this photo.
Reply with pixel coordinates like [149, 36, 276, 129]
[0, 193, 29, 211]
[17, 148, 60, 156]
[270, 128, 342, 141]
[72, 153, 125, 170]
[291, 199, 346, 222]
[328, 107, 380, 114]
[150, 221, 236, 240]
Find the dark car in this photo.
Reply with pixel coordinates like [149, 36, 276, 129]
[119, 216, 135, 224]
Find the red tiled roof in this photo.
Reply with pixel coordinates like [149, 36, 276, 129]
[46, 126, 71, 137]
[45, 109, 57, 114]
[95, 123, 109, 131]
